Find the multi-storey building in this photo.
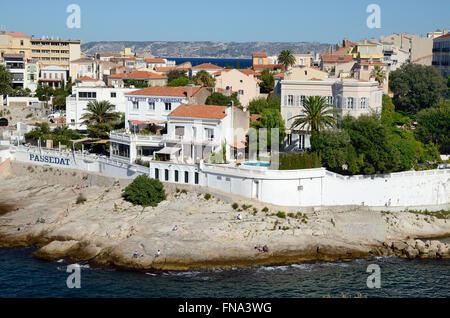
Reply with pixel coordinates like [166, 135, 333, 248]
[69, 58, 99, 82]
[40, 65, 68, 89]
[432, 33, 450, 78]
[213, 69, 261, 106]
[0, 31, 81, 69]
[2, 53, 26, 89]
[276, 78, 383, 152]
[66, 81, 135, 130]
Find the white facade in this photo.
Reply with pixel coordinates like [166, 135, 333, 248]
[9, 145, 450, 209]
[125, 94, 189, 130]
[66, 86, 135, 130]
[40, 65, 68, 88]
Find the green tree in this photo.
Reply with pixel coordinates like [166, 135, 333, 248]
[278, 50, 296, 70]
[252, 108, 286, 147]
[36, 81, 54, 108]
[310, 130, 355, 173]
[53, 94, 67, 111]
[123, 175, 166, 207]
[124, 79, 148, 88]
[415, 103, 450, 154]
[381, 94, 395, 125]
[0, 65, 12, 97]
[342, 115, 400, 175]
[87, 123, 113, 139]
[193, 70, 215, 87]
[167, 77, 194, 87]
[389, 64, 447, 117]
[259, 69, 274, 94]
[236, 59, 240, 69]
[167, 70, 188, 83]
[81, 100, 121, 125]
[205, 92, 241, 107]
[370, 65, 386, 85]
[248, 96, 280, 115]
[290, 96, 337, 133]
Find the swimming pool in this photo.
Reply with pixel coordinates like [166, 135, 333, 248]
[243, 161, 270, 168]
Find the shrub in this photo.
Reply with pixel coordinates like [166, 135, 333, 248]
[232, 203, 239, 210]
[278, 152, 322, 170]
[204, 193, 211, 200]
[76, 193, 87, 205]
[123, 175, 166, 207]
[262, 207, 269, 213]
[276, 211, 286, 219]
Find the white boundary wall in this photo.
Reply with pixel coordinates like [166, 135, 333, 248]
[8, 146, 450, 208]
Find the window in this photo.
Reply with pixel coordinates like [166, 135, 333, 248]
[360, 97, 368, 109]
[287, 134, 292, 146]
[79, 92, 97, 99]
[111, 142, 130, 158]
[110, 92, 117, 98]
[288, 95, 294, 106]
[155, 168, 159, 180]
[165, 103, 172, 111]
[20, 40, 24, 46]
[259, 58, 263, 65]
[363, 66, 369, 70]
[132, 101, 139, 110]
[299, 59, 304, 66]
[165, 169, 169, 181]
[346, 97, 355, 109]
[205, 128, 214, 141]
[239, 90, 244, 95]
[148, 102, 155, 110]
[326, 96, 334, 105]
[175, 170, 179, 182]
[192, 127, 197, 140]
[184, 171, 189, 183]
[300, 95, 306, 107]
[175, 126, 185, 138]
[195, 172, 199, 185]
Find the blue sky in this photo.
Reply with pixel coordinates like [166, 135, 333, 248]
[1, 0, 449, 44]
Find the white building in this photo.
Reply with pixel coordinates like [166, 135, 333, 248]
[277, 78, 383, 152]
[124, 86, 211, 130]
[160, 104, 249, 163]
[40, 65, 68, 89]
[66, 82, 135, 130]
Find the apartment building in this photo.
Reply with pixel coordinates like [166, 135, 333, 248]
[2, 53, 26, 89]
[277, 77, 383, 151]
[213, 69, 261, 106]
[124, 86, 211, 130]
[66, 82, 135, 130]
[320, 54, 355, 78]
[432, 33, 450, 77]
[0, 31, 79, 65]
[69, 58, 99, 82]
[40, 65, 68, 89]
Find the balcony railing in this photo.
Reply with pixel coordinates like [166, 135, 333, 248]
[110, 131, 164, 144]
[433, 48, 441, 53]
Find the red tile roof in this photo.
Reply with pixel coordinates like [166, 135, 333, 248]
[168, 104, 229, 120]
[273, 73, 285, 78]
[252, 53, 267, 58]
[253, 64, 285, 70]
[76, 76, 97, 81]
[436, 33, 450, 39]
[192, 63, 224, 70]
[145, 58, 166, 63]
[214, 68, 260, 77]
[4, 31, 30, 37]
[108, 71, 166, 79]
[127, 86, 202, 97]
[321, 54, 354, 63]
[251, 114, 262, 123]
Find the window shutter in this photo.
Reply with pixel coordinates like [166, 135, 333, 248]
[287, 112, 293, 126]
[284, 95, 287, 106]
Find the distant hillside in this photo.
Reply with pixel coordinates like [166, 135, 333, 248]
[81, 41, 330, 58]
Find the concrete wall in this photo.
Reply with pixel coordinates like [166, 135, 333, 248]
[9, 146, 450, 208]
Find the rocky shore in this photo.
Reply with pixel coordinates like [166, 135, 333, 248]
[1, 162, 449, 271]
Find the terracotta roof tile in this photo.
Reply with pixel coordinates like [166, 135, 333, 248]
[436, 33, 450, 39]
[4, 31, 30, 37]
[127, 86, 202, 97]
[252, 53, 267, 58]
[76, 76, 98, 81]
[168, 104, 228, 120]
[253, 64, 285, 70]
[321, 54, 354, 63]
[108, 71, 166, 79]
[192, 63, 224, 70]
[145, 58, 166, 63]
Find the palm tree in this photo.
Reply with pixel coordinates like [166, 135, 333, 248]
[290, 96, 337, 133]
[370, 65, 386, 85]
[193, 70, 215, 87]
[81, 100, 120, 125]
[278, 50, 296, 70]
